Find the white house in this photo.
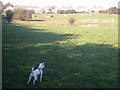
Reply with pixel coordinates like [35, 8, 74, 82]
[57, 6, 74, 11]
[91, 6, 105, 13]
[17, 6, 40, 13]
[75, 6, 88, 12]
[40, 6, 56, 13]
[52, 7, 59, 13]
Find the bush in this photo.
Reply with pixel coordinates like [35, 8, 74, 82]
[57, 10, 65, 14]
[6, 10, 14, 23]
[57, 10, 76, 14]
[68, 17, 76, 26]
[65, 10, 76, 14]
[13, 8, 33, 21]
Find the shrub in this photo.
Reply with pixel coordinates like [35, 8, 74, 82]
[57, 10, 76, 14]
[6, 9, 14, 24]
[65, 10, 76, 14]
[57, 10, 65, 14]
[68, 17, 76, 26]
[13, 8, 33, 21]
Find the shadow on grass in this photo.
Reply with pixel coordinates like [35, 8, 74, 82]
[2, 23, 118, 88]
[28, 20, 45, 21]
[2, 23, 75, 44]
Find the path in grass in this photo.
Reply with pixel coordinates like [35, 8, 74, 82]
[2, 14, 118, 88]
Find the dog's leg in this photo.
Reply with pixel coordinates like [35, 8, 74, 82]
[27, 74, 32, 84]
[33, 75, 37, 85]
[40, 70, 43, 82]
[33, 79, 36, 85]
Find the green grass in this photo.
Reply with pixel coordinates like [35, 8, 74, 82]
[33, 13, 118, 20]
[2, 13, 118, 88]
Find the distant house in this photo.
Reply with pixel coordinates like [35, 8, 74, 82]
[39, 8, 45, 13]
[52, 8, 58, 13]
[44, 6, 51, 13]
[57, 6, 74, 11]
[75, 6, 88, 12]
[91, 6, 105, 13]
[40, 6, 56, 13]
[17, 6, 40, 13]
[41, 6, 74, 14]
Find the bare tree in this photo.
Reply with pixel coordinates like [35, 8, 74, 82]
[68, 17, 76, 26]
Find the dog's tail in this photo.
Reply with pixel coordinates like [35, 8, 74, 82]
[31, 67, 34, 73]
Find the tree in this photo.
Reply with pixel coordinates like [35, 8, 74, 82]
[48, 8, 52, 13]
[13, 7, 33, 21]
[2, 2, 13, 11]
[0, 2, 14, 15]
[99, 10, 108, 13]
[6, 9, 14, 23]
[108, 7, 118, 14]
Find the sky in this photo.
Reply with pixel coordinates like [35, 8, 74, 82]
[1, 0, 120, 9]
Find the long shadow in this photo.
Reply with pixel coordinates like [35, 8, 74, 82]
[2, 23, 118, 88]
[28, 20, 45, 21]
[2, 23, 75, 44]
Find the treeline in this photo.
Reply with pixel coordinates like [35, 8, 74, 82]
[99, 7, 119, 14]
[55, 7, 119, 14]
[57, 10, 76, 14]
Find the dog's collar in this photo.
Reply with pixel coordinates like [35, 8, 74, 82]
[37, 68, 43, 71]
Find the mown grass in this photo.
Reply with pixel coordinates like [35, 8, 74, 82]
[2, 13, 118, 88]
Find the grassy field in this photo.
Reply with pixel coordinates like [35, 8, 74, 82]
[2, 13, 118, 88]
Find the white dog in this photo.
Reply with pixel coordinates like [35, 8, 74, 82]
[27, 62, 45, 85]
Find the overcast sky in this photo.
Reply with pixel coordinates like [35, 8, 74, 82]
[1, 0, 120, 9]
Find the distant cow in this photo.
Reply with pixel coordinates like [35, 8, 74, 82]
[46, 15, 53, 18]
[90, 14, 94, 16]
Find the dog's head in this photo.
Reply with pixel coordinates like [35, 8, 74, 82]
[38, 62, 45, 69]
